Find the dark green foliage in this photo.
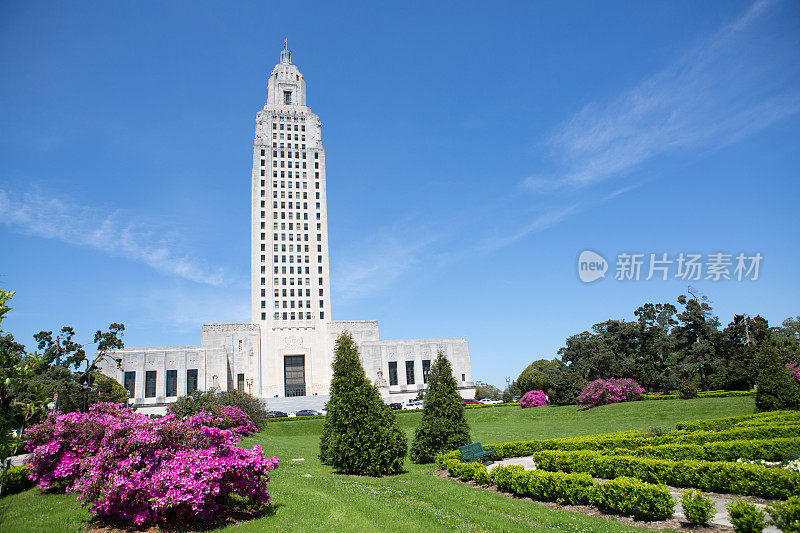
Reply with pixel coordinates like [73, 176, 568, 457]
[320, 332, 406, 476]
[680, 489, 715, 525]
[169, 388, 268, 428]
[636, 437, 800, 462]
[502, 388, 513, 403]
[0, 465, 34, 496]
[410, 351, 471, 463]
[591, 476, 675, 521]
[532, 449, 800, 499]
[89, 372, 128, 405]
[509, 358, 584, 406]
[492, 464, 593, 505]
[755, 342, 800, 412]
[438, 459, 674, 521]
[473, 381, 502, 400]
[727, 499, 766, 533]
[679, 380, 698, 399]
[768, 495, 800, 533]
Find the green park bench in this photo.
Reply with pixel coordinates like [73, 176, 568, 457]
[458, 442, 494, 463]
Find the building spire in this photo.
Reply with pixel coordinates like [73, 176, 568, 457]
[280, 39, 291, 64]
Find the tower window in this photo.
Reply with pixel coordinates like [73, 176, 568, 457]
[284, 91, 292, 105]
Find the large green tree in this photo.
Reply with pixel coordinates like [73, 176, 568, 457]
[755, 342, 800, 412]
[410, 351, 471, 463]
[320, 332, 406, 476]
[674, 291, 719, 391]
[634, 303, 677, 393]
[473, 381, 502, 400]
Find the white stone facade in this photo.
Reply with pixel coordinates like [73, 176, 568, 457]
[101, 48, 475, 414]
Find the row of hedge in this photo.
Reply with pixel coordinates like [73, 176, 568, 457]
[641, 390, 755, 401]
[673, 424, 800, 445]
[676, 410, 800, 432]
[629, 437, 800, 463]
[438, 458, 674, 521]
[532, 449, 800, 500]
[437, 422, 800, 464]
[436, 430, 650, 463]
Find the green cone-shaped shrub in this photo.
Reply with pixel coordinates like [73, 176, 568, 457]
[410, 350, 471, 463]
[755, 343, 800, 412]
[320, 332, 406, 475]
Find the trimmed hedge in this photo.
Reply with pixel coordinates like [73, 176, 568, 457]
[768, 495, 800, 532]
[633, 437, 800, 463]
[676, 411, 800, 432]
[642, 390, 754, 402]
[439, 459, 674, 522]
[591, 476, 675, 521]
[438, 457, 491, 485]
[492, 465, 594, 505]
[436, 419, 800, 465]
[674, 425, 800, 445]
[532, 450, 800, 499]
[438, 431, 656, 462]
[727, 499, 767, 533]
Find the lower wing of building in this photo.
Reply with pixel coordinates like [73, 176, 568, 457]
[98, 320, 475, 415]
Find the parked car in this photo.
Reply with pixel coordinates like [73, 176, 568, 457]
[461, 399, 481, 406]
[295, 409, 321, 417]
[512, 396, 521, 402]
[266, 410, 288, 419]
[479, 398, 502, 405]
[389, 402, 403, 410]
[403, 401, 423, 410]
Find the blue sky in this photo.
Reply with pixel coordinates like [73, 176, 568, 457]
[1, 0, 799, 388]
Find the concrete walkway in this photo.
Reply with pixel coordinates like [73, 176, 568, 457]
[5, 454, 30, 467]
[486, 456, 779, 531]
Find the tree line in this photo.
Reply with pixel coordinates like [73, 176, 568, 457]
[1, 289, 128, 459]
[505, 290, 800, 406]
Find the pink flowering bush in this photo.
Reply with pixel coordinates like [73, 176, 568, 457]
[786, 363, 800, 385]
[167, 402, 258, 436]
[24, 403, 277, 525]
[520, 390, 549, 408]
[577, 378, 644, 409]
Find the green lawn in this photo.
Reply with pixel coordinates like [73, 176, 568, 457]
[0, 397, 754, 532]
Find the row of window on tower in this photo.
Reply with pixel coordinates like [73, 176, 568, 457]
[259, 119, 325, 322]
[267, 311, 321, 321]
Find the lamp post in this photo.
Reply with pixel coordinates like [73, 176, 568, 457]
[794, 331, 799, 351]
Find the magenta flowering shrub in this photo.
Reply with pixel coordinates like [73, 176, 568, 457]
[520, 390, 549, 408]
[24, 403, 277, 525]
[24, 402, 145, 490]
[577, 378, 645, 409]
[166, 402, 258, 436]
[786, 363, 800, 385]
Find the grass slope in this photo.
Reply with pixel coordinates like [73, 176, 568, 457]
[0, 397, 754, 532]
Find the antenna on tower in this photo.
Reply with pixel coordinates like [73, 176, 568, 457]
[283, 38, 288, 51]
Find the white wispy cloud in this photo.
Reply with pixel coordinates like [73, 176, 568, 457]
[333, 215, 440, 301]
[125, 283, 249, 335]
[524, 0, 800, 192]
[0, 188, 226, 286]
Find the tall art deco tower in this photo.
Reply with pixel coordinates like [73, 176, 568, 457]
[250, 47, 332, 397]
[99, 47, 474, 411]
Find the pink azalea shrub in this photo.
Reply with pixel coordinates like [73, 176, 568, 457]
[577, 378, 645, 409]
[786, 363, 800, 385]
[24, 403, 277, 525]
[520, 390, 549, 408]
[166, 402, 258, 436]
